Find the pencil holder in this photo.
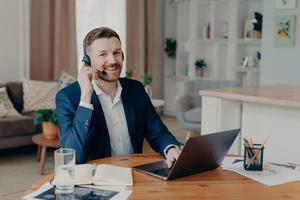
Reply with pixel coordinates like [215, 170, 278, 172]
[243, 144, 264, 171]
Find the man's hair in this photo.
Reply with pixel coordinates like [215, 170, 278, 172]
[83, 27, 121, 48]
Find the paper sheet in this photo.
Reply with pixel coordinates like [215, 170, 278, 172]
[222, 157, 300, 186]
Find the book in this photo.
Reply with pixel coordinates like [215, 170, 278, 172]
[53, 164, 133, 186]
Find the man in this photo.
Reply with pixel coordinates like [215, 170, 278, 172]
[56, 27, 181, 167]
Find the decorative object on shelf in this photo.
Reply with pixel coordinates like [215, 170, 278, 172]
[184, 40, 190, 52]
[34, 109, 59, 139]
[244, 19, 254, 39]
[141, 74, 153, 98]
[274, 15, 296, 47]
[202, 23, 211, 39]
[252, 12, 263, 39]
[195, 59, 207, 77]
[256, 51, 261, 67]
[276, 0, 297, 9]
[164, 38, 177, 58]
[222, 22, 229, 39]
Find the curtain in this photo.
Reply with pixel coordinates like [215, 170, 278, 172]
[126, 0, 164, 98]
[30, 0, 77, 81]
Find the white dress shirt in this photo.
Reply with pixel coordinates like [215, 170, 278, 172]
[79, 81, 177, 157]
[80, 81, 133, 156]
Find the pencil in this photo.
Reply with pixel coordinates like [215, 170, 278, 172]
[246, 137, 269, 170]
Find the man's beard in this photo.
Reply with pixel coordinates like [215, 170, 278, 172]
[96, 64, 122, 82]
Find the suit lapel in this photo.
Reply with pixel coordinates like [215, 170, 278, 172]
[120, 81, 136, 151]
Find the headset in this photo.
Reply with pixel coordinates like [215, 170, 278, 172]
[82, 48, 125, 76]
[82, 48, 107, 75]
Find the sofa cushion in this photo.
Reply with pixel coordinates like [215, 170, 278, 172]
[6, 82, 24, 113]
[0, 87, 21, 117]
[0, 115, 36, 138]
[184, 107, 201, 123]
[58, 71, 76, 89]
[23, 79, 59, 112]
[0, 103, 7, 117]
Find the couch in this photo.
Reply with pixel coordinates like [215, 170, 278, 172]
[0, 82, 39, 149]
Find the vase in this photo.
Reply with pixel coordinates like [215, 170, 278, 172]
[43, 122, 59, 139]
[196, 68, 204, 77]
[145, 85, 152, 98]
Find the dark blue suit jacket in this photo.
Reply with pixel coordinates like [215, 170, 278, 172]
[56, 78, 180, 163]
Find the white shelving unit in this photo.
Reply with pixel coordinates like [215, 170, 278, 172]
[163, 0, 263, 116]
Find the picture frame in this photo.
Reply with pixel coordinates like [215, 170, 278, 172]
[274, 15, 296, 47]
[276, 0, 297, 9]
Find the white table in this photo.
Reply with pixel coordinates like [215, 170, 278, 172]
[151, 99, 165, 108]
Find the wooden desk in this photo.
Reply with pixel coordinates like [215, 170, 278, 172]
[26, 153, 300, 200]
[32, 134, 60, 175]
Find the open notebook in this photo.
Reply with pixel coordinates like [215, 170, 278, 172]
[53, 164, 133, 186]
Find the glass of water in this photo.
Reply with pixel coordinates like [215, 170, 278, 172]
[54, 148, 75, 193]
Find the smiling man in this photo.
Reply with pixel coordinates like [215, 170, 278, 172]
[56, 27, 181, 166]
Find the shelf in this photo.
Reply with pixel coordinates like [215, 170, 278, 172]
[177, 51, 189, 55]
[235, 66, 260, 73]
[238, 39, 261, 45]
[197, 38, 229, 45]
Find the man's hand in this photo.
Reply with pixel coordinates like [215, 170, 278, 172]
[166, 147, 181, 168]
[77, 63, 99, 103]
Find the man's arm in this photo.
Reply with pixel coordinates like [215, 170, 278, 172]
[141, 83, 182, 158]
[56, 90, 93, 164]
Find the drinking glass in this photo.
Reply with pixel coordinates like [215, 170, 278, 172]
[54, 148, 75, 193]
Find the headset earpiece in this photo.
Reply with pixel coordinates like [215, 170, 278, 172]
[122, 52, 124, 61]
[82, 48, 91, 66]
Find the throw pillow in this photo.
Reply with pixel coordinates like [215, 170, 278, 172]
[0, 87, 21, 117]
[0, 102, 7, 117]
[23, 79, 59, 112]
[58, 71, 76, 89]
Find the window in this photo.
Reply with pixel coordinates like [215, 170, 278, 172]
[76, 0, 126, 76]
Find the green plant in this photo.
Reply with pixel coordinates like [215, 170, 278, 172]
[34, 109, 58, 125]
[141, 74, 152, 86]
[195, 59, 207, 69]
[256, 51, 261, 60]
[126, 69, 134, 79]
[253, 12, 263, 32]
[164, 38, 177, 58]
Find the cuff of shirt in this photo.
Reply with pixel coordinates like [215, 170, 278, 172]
[164, 144, 178, 157]
[79, 101, 94, 110]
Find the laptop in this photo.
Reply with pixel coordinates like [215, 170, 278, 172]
[133, 129, 240, 180]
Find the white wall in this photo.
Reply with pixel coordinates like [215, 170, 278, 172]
[261, 0, 300, 85]
[0, 0, 30, 82]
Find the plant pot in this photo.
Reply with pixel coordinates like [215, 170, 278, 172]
[196, 68, 204, 77]
[42, 122, 59, 139]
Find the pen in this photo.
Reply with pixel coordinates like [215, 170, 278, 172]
[246, 137, 269, 170]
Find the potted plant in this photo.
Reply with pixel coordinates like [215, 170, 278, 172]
[141, 74, 153, 98]
[125, 69, 134, 79]
[195, 59, 207, 77]
[252, 12, 263, 39]
[34, 109, 59, 139]
[164, 38, 177, 58]
[256, 51, 261, 67]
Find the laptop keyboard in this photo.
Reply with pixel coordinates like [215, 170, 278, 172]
[150, 168, 170, 177]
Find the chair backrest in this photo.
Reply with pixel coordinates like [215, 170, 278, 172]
[181, 79, 240, 107]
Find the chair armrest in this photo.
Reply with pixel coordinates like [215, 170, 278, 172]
[175, 95, 192, 124]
